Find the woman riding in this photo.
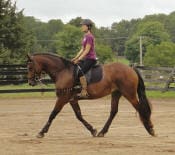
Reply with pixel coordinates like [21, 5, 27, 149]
[71, 19, 97, 97]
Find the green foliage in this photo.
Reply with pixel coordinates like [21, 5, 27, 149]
[111, 19, 140, 56]
[53, 24, 115, 62]
[125, 35, 140, 62]
[137, 21, 170, 43]
[0, 46, 11, 64]
[23, 17, 64, 53]
[116, 56, 130, 65]
[95, 44, 115, 63]
[125, 21, 170, 63]
[165, 11, 175, 42]
[144, 42, 175, 67]
[146, 91, 175, 98]
[95, 27, 119, 59]
[1, 2, 175, 66]
[0, 0, 34, 64]
[68, 17, 83, 27]
[142, 14, 168, 25]
[54, 24, 83, 59]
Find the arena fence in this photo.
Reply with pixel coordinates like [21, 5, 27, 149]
[0, 64, 174, 93]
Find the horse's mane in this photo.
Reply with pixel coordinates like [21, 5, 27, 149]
[32, 53, 73, 68]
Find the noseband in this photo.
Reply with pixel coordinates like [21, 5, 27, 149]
[27, 61, 43, 85]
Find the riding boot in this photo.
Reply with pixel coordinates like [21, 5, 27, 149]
[79, 75, 89, 97]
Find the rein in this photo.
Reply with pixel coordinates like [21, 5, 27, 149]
[27, 54, 81, 96]
[35, 67, 81, 96]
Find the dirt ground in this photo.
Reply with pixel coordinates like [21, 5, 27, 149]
[0, 97, 175, 155]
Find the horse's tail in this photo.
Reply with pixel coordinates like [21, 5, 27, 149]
[133, 67, 152, 124]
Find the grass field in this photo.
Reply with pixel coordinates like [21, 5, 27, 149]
[0, 84, 174, 99]
[116, 56, 130, 65]
[0, 84, 56, 99]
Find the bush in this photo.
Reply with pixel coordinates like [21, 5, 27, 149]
[144, 42, 175, 67]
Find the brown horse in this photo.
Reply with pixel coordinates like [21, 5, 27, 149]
[27, 53, 155, 138]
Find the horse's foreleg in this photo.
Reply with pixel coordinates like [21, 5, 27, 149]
[97, 91, 121, 137]
[70, 100, 97, 137]
[37, 98, 65, 138]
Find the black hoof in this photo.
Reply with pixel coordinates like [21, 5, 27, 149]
[149, 128, 157, 137]
[97, 132, 104, 137]
[36, 132, 44, 138]
[92, 129, 97, 137]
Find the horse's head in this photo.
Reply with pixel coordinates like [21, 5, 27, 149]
[27, 54, 42, 86]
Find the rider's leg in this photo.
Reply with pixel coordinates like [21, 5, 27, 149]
[79, 75, 88, 97]
[78, 59, 96, 97]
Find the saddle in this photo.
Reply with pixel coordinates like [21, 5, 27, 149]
[74, 64, 103, 86]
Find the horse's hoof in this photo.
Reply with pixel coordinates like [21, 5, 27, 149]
[92, 129, 97, 137]
[36, 133, 44, 138]
[97, 132, 104, 137]
[149, 128, 157, 137]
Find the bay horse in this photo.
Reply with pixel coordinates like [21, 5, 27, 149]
[27, 53, 155, 138]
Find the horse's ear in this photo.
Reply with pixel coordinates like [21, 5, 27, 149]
[27, 53, 32, 62]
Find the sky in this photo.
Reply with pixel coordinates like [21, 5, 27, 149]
[14, 0, 175, 27]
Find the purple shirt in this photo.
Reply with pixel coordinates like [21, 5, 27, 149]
[82, 33, 96, 60]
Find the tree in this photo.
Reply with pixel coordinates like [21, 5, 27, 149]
[111, 19, 140, 56]
[95, 27, 114, 50]
[23, 17, 64, 53]
[0, 0, 34, 63]
[54, 24, 83, 59]
[144, 42, 175, 67]
[165, 11, 175, 43]
[53, 24, 115, 63]
[95, 44, 114, 63]
[125, 21, 170, 63]
[142, 14, 168, 25]
[68, 17, 83, 27]
[45, 19, 64, 52]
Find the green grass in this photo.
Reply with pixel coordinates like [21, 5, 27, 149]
[0, 83, 54, 89]
[0, 92, 56, 99]
[146, 91, 175, 98]
[116, 56, 130, 65]
[0, 84, 174, 99]
[0, 84, 56, 99]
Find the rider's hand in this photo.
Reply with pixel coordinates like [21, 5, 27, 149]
[71, 57, 77, 62]
[73, 59, 80, 64]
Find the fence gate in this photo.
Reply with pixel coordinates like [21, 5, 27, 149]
[136, 66, 175, 91]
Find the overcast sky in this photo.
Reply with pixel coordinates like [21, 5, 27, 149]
[15, 0, 175, 27]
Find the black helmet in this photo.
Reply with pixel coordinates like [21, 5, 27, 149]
[80, 19, 93, 29]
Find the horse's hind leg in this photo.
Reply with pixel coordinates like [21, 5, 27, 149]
[123, 92, 155, 136]
[97, 91, 121, 137]
[70, 100, 97, 137]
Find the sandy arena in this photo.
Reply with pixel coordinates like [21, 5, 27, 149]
[0, 97, 175, 155]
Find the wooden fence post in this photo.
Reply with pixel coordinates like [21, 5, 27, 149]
[162, 66, 175, 92]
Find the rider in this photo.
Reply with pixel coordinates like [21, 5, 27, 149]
[72, 19, 97, 97]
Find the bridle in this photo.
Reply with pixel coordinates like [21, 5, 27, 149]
[27, 61, 44, 85]
[27, 56, 79, 96]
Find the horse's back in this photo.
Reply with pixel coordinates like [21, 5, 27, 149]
[103, 62, 136, 75]
[102, 62, 138, 86]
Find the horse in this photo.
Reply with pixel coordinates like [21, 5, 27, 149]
[27, 53, 155, 138]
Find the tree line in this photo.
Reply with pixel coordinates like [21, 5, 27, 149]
[0, 0, 175, 66]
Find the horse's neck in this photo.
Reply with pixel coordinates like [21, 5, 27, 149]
[40, 57, 73, 82]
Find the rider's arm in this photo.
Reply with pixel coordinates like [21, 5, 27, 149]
[72, 47, 84, 61]
[78, 44, 91, 60]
